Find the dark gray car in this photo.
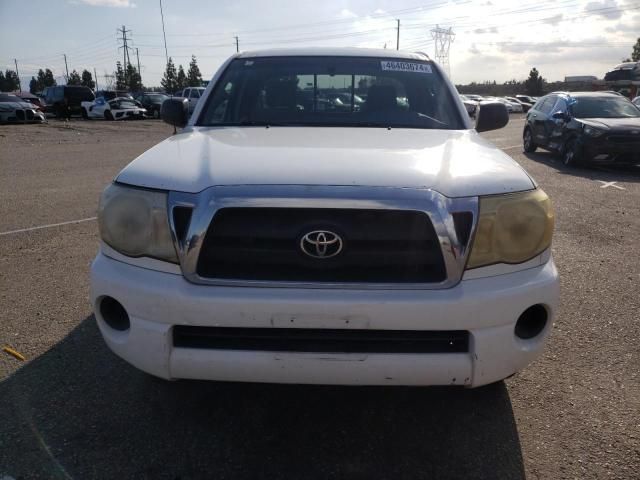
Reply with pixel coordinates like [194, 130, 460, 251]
[523, 91, 640, 166]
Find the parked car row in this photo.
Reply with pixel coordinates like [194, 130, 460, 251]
[459, 93, 538, 116]
[0, 86, 204, 122]
[523, 91, 640, 166]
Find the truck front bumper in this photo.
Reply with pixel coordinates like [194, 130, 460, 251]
[91, 252, 559, 387]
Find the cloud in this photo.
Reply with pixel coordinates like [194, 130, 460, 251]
[584, 0, 622, 20]
[473, 26, 498, 34]
[542, 14, 564, 25]
[605, 16, 640, 32]
[74, 0, 136, 7]
[338, 9, 358, 19]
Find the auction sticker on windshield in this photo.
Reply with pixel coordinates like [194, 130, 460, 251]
[380, 61, 432, 74]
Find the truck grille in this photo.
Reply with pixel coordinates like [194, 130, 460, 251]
[173, 326, 469, 353]
[196, 208, 447, 283]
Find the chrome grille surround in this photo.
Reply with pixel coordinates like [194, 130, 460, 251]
[168, 185, 478, 290]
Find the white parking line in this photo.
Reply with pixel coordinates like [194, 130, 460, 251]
[0, 217, 97, 237]
[597, 181, 625, 190]
[500, 145, 522, 150]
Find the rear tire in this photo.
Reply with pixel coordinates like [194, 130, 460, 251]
[523, 127, 537, 153]
[104, 110, 114, 121]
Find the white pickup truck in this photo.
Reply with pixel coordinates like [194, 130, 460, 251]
[174, 86, 206, 114]
[92, 48, 558, 387]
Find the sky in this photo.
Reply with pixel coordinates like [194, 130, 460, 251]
[0, 0, 638, 89]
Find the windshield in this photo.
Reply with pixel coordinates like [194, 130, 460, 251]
[148, 94, 168, 101]
[571, 96, 640, 118]
[197, 56, 464, 129]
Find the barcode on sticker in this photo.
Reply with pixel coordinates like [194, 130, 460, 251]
[380, 61, 432, 74]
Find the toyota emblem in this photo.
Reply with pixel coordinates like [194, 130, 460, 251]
[300, 230, 343, 259]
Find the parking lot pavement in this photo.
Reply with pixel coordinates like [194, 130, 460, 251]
[1, 117, 639, 479]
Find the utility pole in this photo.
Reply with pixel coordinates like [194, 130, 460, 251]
[234, 36, 239, 53]
[136, 47, 142, 85]
[94, 67, 99, 91]
[396, 19, 400, 50]
[14, 59, 21, 91]
[159, 0, 169, 66]
[431, 25, 455, 78]
[63, 54, 69, 83]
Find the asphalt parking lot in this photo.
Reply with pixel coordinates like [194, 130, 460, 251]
[1, 116, 639, 479]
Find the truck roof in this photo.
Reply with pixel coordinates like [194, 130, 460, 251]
[236, 47, 431, 61]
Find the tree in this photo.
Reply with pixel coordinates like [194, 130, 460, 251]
[524, 67, 544, 96]
[29, 68, 56, 93]
[632, 38, 640, 62]
[1, 69, 20, 91]
[126, 63, 143, 92]
[81, 69, 95, 89]
[67, 70, 82, 85]
[161, 57, 178, 94]
[187, 55, 202, 87]
[42, 69, 56, 88]
[176, 64, 187, 90]
[115, 61, 126, 90]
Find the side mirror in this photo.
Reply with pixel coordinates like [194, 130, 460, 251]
[161, 98, 189, 128]
[475, 101, 509, 132]
[552, 111, 567, 120]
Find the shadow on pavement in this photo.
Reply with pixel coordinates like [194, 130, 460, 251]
[1, 316, 525, 480]
[523, 151, 640, 183]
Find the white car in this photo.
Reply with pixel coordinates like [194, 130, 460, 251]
[92, 48, 558, 387]
[459, 94, 478, 117]
[499, 97, 523, 113]
[82, 96, 146, 120]
[633, 96, 639, 107]
[0, 93, 46, 123]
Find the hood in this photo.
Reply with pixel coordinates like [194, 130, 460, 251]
[0, 101, 35, 110]
[578, 117, 640, 130]
[116, 127, 535, 197]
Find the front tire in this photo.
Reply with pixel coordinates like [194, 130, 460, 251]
[562, 138, 582, 167]
[104, 110, 114, 121]
[82, 108, 89, 120]
[153, 108, 160, 119]
[523, 127, 537, 153]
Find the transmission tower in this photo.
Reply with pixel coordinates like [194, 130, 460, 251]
[118, 25, 133, 84]
[430, 25, 455, 78]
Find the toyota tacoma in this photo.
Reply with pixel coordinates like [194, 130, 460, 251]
[91, 48, 558, 387]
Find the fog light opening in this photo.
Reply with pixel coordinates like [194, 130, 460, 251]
[99, 296, 130, 331]
[515, 304, 548, 340]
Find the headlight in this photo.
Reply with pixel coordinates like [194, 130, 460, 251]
[98, 183, 178, 263]
[467, 189, 554, 269]
[583, 125, 604, 138]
